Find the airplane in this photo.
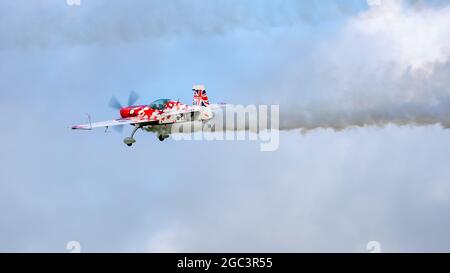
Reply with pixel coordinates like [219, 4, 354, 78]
[72, 85, 220, 146]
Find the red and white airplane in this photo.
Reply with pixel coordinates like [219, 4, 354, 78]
[72, 85, 218, 146]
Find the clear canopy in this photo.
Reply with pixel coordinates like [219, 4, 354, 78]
[149, 99, 170, 110]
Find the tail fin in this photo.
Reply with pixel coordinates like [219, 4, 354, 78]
[192, 85, 209, 107]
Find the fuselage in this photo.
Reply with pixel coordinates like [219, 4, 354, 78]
[119, 99, 192, 123]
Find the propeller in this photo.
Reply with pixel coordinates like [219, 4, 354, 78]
[113, 125, 124, 133]
[108, 96, 123, 110]
[108, 90, 141, 133]
[108, 90, 140, 110]
[128, 90, 140, 106]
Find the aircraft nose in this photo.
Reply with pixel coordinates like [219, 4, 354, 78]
[120, 108, 128, 118]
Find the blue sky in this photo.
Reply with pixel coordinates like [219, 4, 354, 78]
[1, 0, 450, 252]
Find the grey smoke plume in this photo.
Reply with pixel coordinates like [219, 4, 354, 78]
[202, 0, 450, 135]
[171, 1, 450, 134]
[273, 0, 450, 132]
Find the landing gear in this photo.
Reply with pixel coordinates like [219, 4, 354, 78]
[158, 134, 169, 141]
[123, 137, 136, 146]
[123, 125, 141, 147]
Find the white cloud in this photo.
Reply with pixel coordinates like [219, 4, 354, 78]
[355, 0, 450, 70]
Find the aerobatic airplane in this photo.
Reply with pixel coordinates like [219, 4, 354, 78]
[72, 85, 219, 146]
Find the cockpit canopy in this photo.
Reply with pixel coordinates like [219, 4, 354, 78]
[149, 99, 170, 110]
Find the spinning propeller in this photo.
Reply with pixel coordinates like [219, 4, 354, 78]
[108, 90, 140, 132]
[108, 90, 140, 110]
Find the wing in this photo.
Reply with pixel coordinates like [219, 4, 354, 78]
[208, 103, 227, 110]
[72, 107, 206, 130]
[72, 117, 152, 130]
[157, 108, 203, 124]
[159, 108, 199, 117]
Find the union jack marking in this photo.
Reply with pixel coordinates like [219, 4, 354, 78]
[193, 89, 209, 107]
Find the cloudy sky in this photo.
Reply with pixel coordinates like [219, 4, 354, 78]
[1, 0, 450, 252]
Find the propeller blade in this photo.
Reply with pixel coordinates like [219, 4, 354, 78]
[113, 125, 124, 133]
[128, 90, 140, 106]
[109, 96, 123, 110]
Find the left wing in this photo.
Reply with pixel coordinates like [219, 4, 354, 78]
[72, 107, 206, 130]
[72, 117, 151, 130]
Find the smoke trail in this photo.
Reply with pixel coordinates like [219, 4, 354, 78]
[193, 1, 450, 134]
[268, 0, 450, 132]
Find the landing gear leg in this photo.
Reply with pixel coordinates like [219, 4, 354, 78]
[123, 126, 141, 147]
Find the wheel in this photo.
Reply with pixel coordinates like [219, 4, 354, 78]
[123, 137, 136, 146]
[158, 135, 165, 141]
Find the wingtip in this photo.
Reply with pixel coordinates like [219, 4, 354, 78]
[72, 125, 91, 130]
